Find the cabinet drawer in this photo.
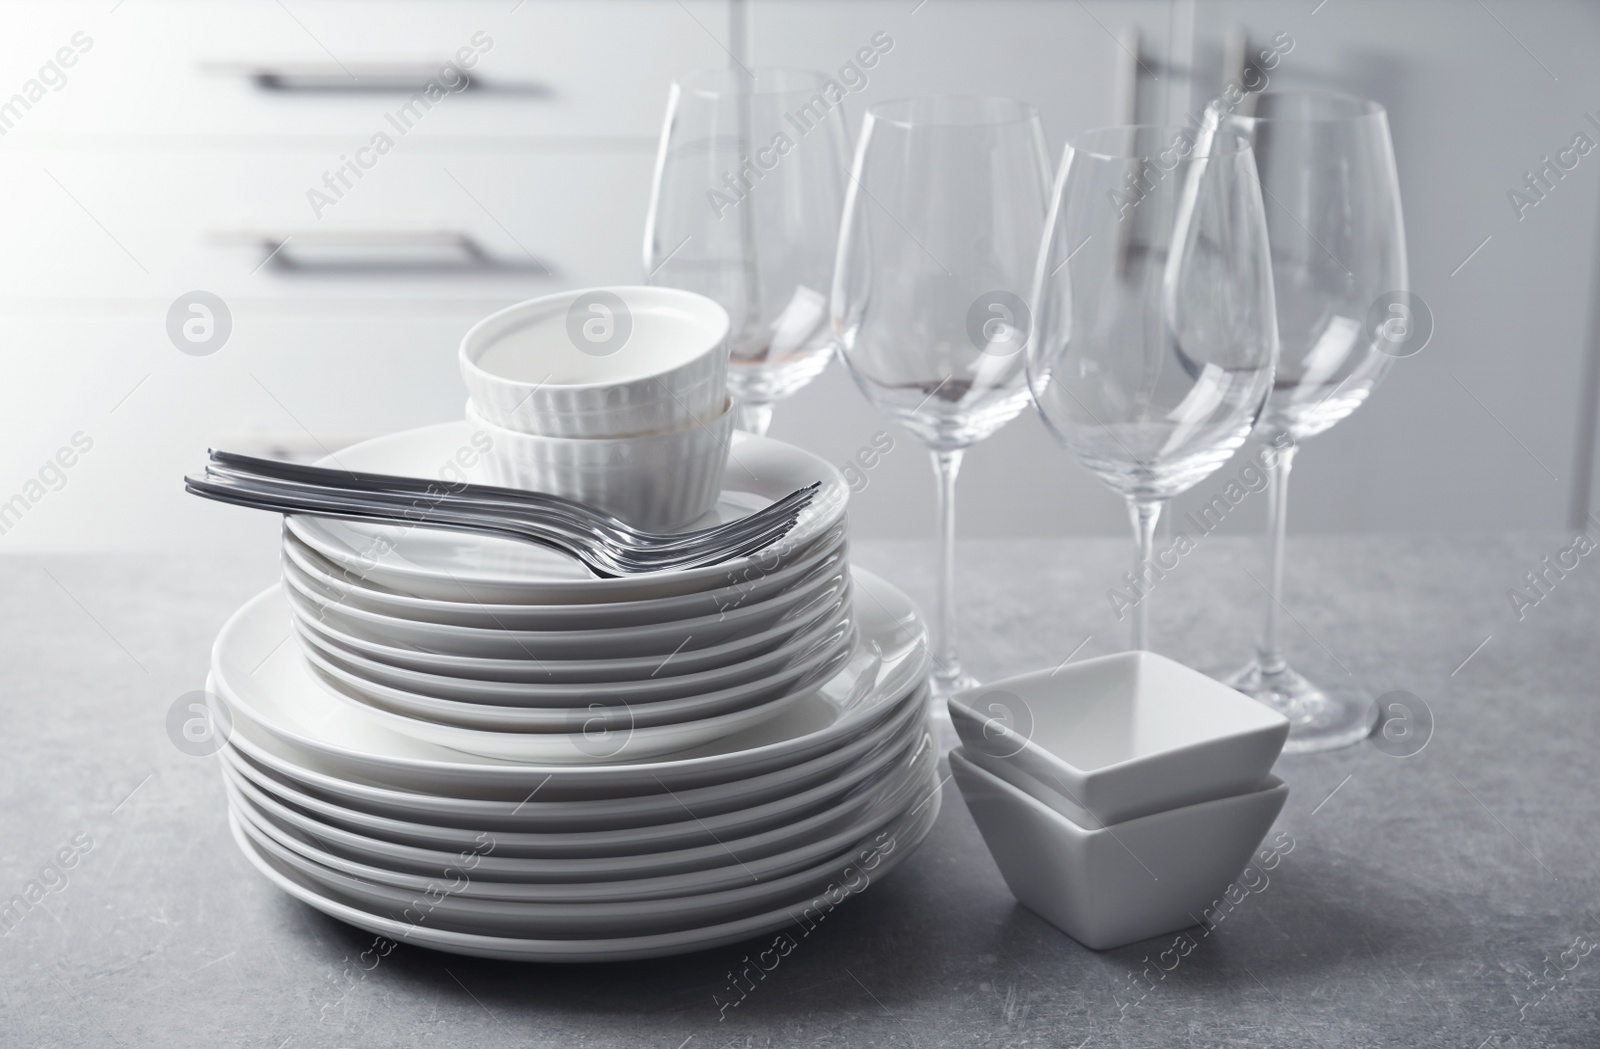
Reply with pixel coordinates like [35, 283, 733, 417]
[2, 0, 727, 142]
[0, 145, 656, 302]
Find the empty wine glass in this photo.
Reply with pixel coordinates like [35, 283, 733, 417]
[644, 68, 850, 434]
[1212, 91, 1409, 753]
[1028, 123, 1278, 651]
[833, 96, 1052, 697]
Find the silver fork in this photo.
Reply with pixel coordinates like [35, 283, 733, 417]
[203, 449, 816, 553]
[185, 456, 819, 578]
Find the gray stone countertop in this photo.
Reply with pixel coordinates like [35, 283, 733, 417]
[1, 532, 1596, 1047]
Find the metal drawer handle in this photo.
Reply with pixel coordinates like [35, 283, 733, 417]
[210, 229, 549, 275]
[200, 60, 476, 93]
[198, 60, 548, 95]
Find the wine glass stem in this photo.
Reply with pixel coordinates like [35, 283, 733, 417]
[1257, 442, 1299, 675]
[1127, 496, 1163, 651]
[735, 398, 774, 436]
[932, 447, 966, 685]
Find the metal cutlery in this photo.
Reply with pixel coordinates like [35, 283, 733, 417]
[186, 451, 819, 577]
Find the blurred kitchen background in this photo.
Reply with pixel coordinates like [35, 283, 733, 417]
[2, 0, 1597, 550]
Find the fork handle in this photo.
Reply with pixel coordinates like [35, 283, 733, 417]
[185, 477, 625, 577]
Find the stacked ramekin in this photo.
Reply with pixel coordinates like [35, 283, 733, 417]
[460, 286, 734, 531]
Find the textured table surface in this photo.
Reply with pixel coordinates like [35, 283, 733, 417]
[2, 532, 1597, 1048]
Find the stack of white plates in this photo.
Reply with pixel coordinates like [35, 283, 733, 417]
[209, 422, 939, 960]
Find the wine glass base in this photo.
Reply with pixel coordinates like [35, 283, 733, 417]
[1221, 661, 1377, 754]
[926, 667, 975, 755]
[929, 666, 979, 698]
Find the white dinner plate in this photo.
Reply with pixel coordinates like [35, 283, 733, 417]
[223, 731, 934, 901]
[218, 700, 926, 858]
[220, 685, 926, 835]
[226, 776, 939, 961]
[283, 523, 849, 631]
[288, 424, 849, 605]
[282, 548, 851, 660]
[210, 567, 929, 798]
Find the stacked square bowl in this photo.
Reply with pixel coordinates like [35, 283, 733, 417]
[947, 652, 1292, 950]
[206, 288, 940, 960]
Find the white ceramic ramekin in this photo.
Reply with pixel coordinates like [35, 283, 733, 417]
[467, 398, 733, 532]
[461, 286, 730, 438]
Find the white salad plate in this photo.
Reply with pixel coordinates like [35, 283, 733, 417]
[227, 774, 939, 961]
[219, 685, 926, 836]
[217, 700, 926, 858]
[286, 423, 849, 605]
[222, 731, 934, 900]
[288, 599, 857, 762]
[292, 589, 853, 717]
[282, 548, 851, 661]
[281, 524, 848, 631]
[209, 566, 929, 798]
[286, 562, 848, 684]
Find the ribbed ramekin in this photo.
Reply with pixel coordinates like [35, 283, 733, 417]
[461, 286, 730, 438]
[467, 397, 733, 531]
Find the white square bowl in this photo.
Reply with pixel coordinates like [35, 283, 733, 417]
[947, 652, 1289, 825]
[950, 746, 1288, 950]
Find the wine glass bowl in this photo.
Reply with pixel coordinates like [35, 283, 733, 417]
[1028, 123, 1279, 650]
[833, 96, 1050, 451]
[644, 68, 850, 434]
[1228, 92, 1406, 443]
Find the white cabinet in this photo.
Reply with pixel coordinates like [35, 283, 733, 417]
[1, 0, 729, 142]
[0, 146, 654, 300]
[3, 0, 1599, 548]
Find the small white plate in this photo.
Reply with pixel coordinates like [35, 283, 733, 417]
[283, 549, 850, 661]
[209, 567, 928, 798]
[221, 684, 927, 835]
[226, 773, 939, 961]
[288, 424, 849, 604]
[282, 524, 847, 631]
